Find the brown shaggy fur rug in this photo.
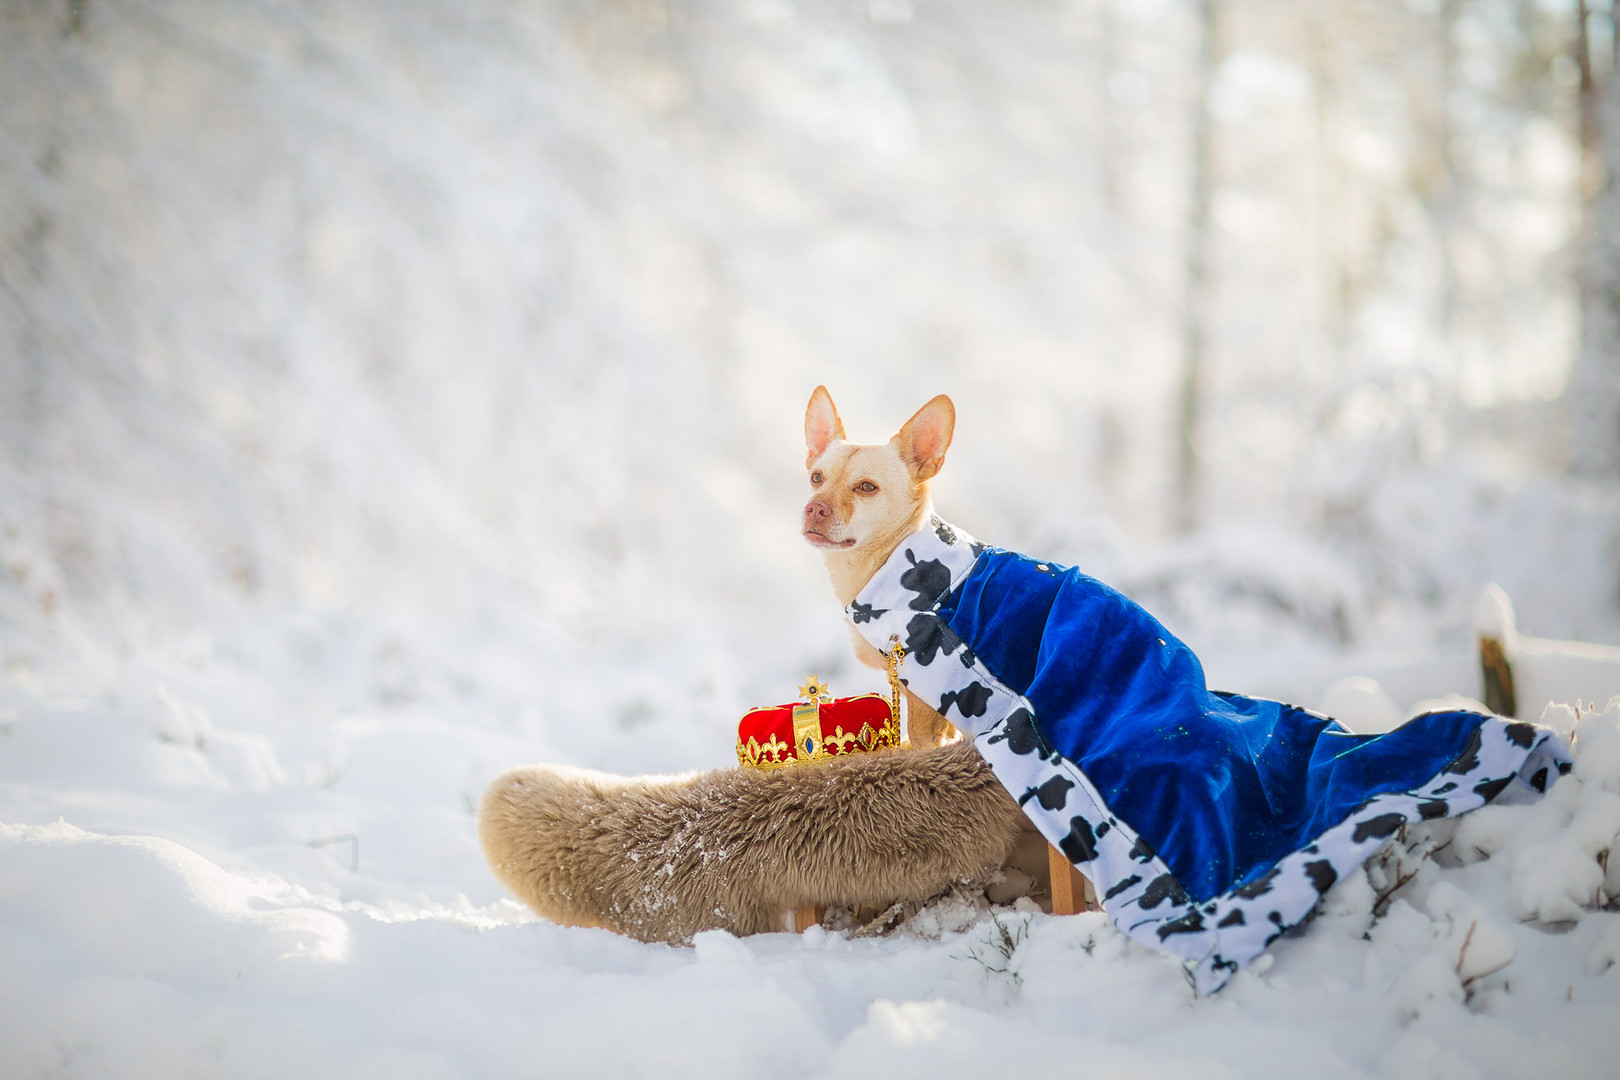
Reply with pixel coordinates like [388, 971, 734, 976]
[478, 741, 1030, 943]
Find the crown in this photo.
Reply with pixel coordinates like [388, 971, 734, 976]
[737, 638, 907, 769]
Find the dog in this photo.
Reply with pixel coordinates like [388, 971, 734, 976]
[800, 385, 961, 748]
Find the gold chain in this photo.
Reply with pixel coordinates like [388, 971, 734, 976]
[885, 634, 905, 747]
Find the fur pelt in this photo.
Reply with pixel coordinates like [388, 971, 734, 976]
[478, 740, 1027, 943]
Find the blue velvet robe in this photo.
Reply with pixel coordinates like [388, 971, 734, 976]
[847, 517, 1570, 992]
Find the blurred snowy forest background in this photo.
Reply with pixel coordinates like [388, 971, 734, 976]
[3, 0, 1620, 772]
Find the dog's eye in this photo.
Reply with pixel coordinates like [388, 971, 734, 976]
[855, 480, 878, 494]
[811, 471, 824, 485]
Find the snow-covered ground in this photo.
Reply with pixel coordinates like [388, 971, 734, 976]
[5, 661, 1620, 1079]
[5, 2, 1620, 1077]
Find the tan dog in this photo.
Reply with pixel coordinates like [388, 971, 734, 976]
[801, 386, 960, 748]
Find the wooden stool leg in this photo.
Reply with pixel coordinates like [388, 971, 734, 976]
[1048, 841, 1094, 915]
[795, 905, 825, 932]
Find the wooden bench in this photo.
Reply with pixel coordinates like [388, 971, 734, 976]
[1046, 840, 1097, 915]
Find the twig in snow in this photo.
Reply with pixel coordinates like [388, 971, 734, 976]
[1372, 835, 1451, 917]
[963, 915, 1029, 980]
[849, 901, 908, 938]
[1455, 919, 1512, 1001]
[1454, 919, 1477, 977]
[1373, 858, 1425, 916]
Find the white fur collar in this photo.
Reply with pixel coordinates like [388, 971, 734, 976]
[846, 515, 983, 633]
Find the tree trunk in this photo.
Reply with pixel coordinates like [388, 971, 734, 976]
[1436, 0, 1460, 354]
[1176, 0, 1218, 534]
[1572, 0, 1620, 475]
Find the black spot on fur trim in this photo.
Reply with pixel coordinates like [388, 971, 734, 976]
[1474, 775, 1512, 802]
[1529, 767, 1549, 793]
[1351, 813, 1406, 843]
[1129, 835, 1157, 864]
[1559, 761, 1573, 775]
[1417, 799, 1450, 820]
[1139, 873, 1191, 910]
[1504, 722, 1536, 748]
[904, 612, 961, 666]
[1096, 821, 1111, 837]
[900, 551, 953, 611]
[1432, 781, 1458, 794]
[986, 707, 1053, 759]
[1282, 903, 1325, 939]
[1104, 874, 1142, 901]
[1156, 911, 1205, 940]
[939, 682, 992, 719]
[1232, 866, 1281, 900]
[1058, 817, 1099, 863]
[1444, 727, 1484, 775]
[1304, 860, 1338, 895]
[848, 601, 885, 625]
[1218, 909, 1246, 928]
[1018, 775, 1074, 812]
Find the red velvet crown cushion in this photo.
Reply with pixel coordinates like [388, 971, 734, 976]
[737, 693, 897, 768]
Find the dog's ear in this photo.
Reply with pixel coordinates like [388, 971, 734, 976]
[805, 386, 846, 461]
[894, 395, 955, 481]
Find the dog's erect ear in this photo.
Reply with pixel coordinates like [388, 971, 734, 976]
[893, 395, 955, 481]
[805, 386, 846, 460]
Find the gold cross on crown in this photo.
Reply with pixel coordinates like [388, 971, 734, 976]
[798, 676, 832, 706]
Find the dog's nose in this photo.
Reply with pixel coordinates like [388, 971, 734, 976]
[804, 500, 832, 522]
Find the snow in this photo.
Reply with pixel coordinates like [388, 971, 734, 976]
[4, 1, 1620, 1076]
[1318, 675, 1403, 734]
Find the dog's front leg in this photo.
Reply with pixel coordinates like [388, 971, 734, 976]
[903, 691, 957, 748]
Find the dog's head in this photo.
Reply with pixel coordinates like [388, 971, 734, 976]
[801, 386, 955, 566]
